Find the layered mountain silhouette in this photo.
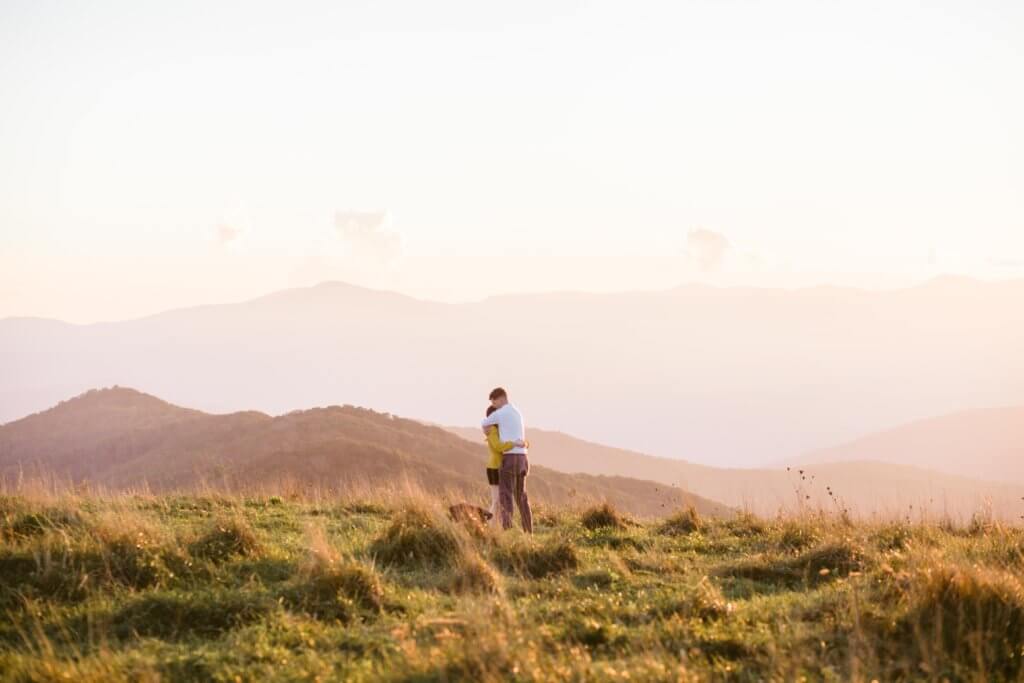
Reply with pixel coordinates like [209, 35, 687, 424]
[446, 425, 1024, 520]
[2, 277, 1022, 467]
[786, 406, 1024, 483]
[0, 388, 729, 518]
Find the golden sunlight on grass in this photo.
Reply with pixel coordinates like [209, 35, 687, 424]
[3, 479, 1024, 680]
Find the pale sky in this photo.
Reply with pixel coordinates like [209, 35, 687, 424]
[1, 0, 1022, 323]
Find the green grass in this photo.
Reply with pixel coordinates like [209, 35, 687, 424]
[2, 494, 1024, 681]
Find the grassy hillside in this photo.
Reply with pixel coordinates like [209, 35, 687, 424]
[2, 488, 1024, 681]
[0, 388, 730, 519]
[448, 425, 1024, 521]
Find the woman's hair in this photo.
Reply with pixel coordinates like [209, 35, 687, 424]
[486, 405, 498, 417]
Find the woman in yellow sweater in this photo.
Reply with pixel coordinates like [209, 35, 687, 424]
[484, 405, 526, 522]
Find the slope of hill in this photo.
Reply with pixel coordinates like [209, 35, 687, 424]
[446, 425, 1024, 520]
[2, 277, 1022, 467]
[0, 388, 730, 518]
[787, 406, 1024, 483]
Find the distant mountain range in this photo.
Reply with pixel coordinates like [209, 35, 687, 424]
[787, 406, 1024, 483]
[0, 387, 729, 518]
[2, 277, 1022, 467]
[446, 422, 1024, 520]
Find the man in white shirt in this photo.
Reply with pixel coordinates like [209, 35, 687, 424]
[480, 387, 532, 532]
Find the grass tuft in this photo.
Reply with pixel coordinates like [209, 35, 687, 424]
[112, 589, 274, 639]
[280, 523, 384, 621]
[0, 516, 182, 604]
[369, 505, 464, 569]
[189, 517, 261, 563]
[723, 512, 767, 537]
[658, 505, 702, 535]
[580, 503, 627, 531]
[774, 519, 819, 551]
[2, 507, 82, 541]
[879, 563, 1024, 680]
[285, 560, 384, 621]
[653, 576, 730, 621]
[872, 522, 913, 551]
[719, 540, 865, 589]
[449, 552, 503, 595]
[492, 537, 579, 578]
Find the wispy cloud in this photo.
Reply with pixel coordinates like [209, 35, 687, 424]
[212, 206, 252, 248]
[215, 223, 241, 245]
[685, 228, 731, 273]
[335, 210, 402, 265]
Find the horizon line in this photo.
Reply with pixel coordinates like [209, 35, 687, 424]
[1, 273, 1019, 327]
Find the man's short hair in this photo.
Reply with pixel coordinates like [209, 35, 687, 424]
[488, 387, 507, 401]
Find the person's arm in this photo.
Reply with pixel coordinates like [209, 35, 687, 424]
[480, 407, 503, 430]
[486, 427, 516, 453]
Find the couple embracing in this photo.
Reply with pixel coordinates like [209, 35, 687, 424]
[480, 387, 532, 533]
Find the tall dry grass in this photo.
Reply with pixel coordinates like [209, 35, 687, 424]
[3, 476, 1024, 680]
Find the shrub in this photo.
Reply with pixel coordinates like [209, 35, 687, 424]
[659, 506, 702, 535]
[580, 503, 627, 531]
[370, 506, 463, 569]
[189, 517, 261, 563]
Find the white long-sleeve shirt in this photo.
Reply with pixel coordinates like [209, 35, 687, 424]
[481, 403, 527, 455]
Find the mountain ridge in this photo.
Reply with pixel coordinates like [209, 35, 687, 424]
[2, 276, 1022, 467]
[0, 387, 729, 519]
[787, 405, 1024, 483]
[445, 423, 1024, 520]
[4, 275, 1018, 327]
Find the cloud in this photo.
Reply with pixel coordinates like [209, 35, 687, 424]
[215, 223, 241, 245]
[335, 210, 402, 265]
[685, 228, 731, 273]
[212, 206, 252, 248]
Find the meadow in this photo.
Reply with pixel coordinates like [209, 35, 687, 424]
[2, 483, 1023, 682]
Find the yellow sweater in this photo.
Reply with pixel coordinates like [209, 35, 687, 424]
[485, 426, 515, 470]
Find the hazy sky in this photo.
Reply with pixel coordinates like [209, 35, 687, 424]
[1, 0, 1022, 322]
